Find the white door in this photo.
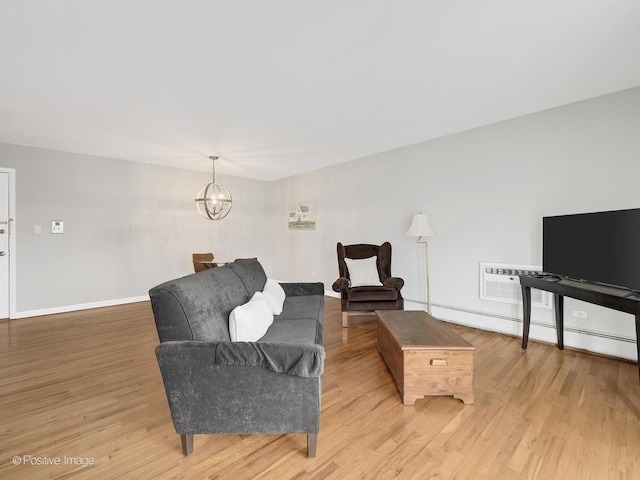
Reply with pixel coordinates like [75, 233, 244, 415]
[0, 172, 9, 318]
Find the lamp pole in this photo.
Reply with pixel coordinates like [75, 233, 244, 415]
[406, 212, 435, 315]
[423, 239, 431, 315]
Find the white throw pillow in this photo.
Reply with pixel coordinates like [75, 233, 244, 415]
[344, 256, 382, 287]
[263, 278, 286, 315]
[229, 292, 274, 342]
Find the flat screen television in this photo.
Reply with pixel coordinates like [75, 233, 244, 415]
[543, 208, 640, 292]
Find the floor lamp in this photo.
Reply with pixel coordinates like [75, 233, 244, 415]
[406, 212, 435, 314]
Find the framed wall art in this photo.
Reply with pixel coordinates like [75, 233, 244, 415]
[288, 201, 316, 230]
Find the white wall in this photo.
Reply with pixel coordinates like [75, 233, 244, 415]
[3, 87, 640, 360]
[268, 86, 640, 361]
[0, 142, 271, 315]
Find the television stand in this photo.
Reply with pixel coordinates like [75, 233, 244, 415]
[519, 275, 640, 382]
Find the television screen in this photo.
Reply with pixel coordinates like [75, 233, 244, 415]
[543, 208, 640, 292]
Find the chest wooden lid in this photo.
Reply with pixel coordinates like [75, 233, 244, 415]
[376, 310, 474, 350]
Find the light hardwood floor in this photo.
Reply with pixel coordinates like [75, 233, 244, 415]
[1, 297, 639, 479]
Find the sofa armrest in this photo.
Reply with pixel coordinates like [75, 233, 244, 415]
[332, 277, 349, 293]
[383, 277, 404, 291]
[280, 282, 324, 297]
[156, 340, 325, 378]
[155, 341, 322, 436]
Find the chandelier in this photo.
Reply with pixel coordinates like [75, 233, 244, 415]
[195, 156, 232, 220]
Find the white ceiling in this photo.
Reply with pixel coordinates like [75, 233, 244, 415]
[1, 1, 640, 181]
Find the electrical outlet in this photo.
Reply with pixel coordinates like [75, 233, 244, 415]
[51, 220, 64, 234]
[572, 310, 588, 318]
[34, 225, 42, 234]
[311, 271, 317, 277]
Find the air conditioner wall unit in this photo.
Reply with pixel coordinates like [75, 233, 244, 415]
[480, 262, 552, 309]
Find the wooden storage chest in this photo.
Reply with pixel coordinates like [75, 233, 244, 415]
[376, 310, 474, 405]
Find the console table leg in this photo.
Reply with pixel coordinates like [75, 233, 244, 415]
[636, 315, 640, 383]
[555, 294, 564, 350]
[521, 285, 531, 349]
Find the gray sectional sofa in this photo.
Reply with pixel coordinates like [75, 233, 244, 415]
[149, 258, 325, 458]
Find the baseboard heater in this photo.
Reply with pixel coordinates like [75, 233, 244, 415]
[434, 303, 636, 344]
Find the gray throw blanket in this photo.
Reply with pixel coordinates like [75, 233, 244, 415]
[215, 341, 325, 378]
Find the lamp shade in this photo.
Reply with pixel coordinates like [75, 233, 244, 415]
[406, 213, 435, 238]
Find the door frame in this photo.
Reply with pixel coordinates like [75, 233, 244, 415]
[0, 167, 16, 318]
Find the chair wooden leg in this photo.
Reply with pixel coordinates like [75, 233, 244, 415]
[181, 434, 194, 456]
[307, 433, 318, 458]
[342, 312, 348, 328]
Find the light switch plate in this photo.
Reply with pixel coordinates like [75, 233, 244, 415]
[51, 220, 64, 234]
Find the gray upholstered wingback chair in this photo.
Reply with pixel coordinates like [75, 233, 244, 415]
[332, 242, 404, 327]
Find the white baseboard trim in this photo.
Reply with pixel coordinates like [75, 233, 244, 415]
[372, 297, 638, 362]
[12, 295, 150, 319]
[429, 303, 638, 363]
